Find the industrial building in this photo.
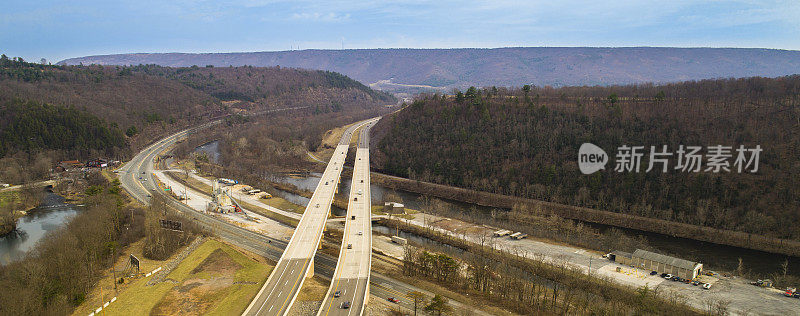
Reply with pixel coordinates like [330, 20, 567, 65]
[610, 249, 703, 280]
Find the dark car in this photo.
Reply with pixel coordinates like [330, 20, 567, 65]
[650, 271, 658, 276]
[341, 301, 351, 309]
[334, 290, 341, 298]
[692, 281, 700, 286]
[660, 273, 668, 278]
[793, 292, 800, 298]
[671, 276, 681, 281]
[388, 297, 399, 303]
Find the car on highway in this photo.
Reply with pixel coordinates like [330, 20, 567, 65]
[387, 297, 399, 303]
[347, 244, 352, 249]
[358, 231, 363, 235]
[334, 290, 341, 298]
[341, 301, 351, 309]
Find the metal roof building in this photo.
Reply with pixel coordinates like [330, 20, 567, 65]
[611, 249, 703, 280]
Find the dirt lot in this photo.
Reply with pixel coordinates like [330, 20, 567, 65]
[73, 239, 272, 316]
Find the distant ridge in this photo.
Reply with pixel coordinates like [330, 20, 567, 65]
[59, 47, 800, 89]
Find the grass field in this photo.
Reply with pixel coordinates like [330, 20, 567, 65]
[74, 239, 272, 316]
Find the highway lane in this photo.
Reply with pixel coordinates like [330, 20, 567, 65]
[117, 115, 480, 315]
[318, 120, 376, 315]
[244, 118, 379, 316]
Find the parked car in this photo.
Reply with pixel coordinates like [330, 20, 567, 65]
[650, 271, 658, 276]
[358, 231, 363, 235]
[663, 274, 673, 279]
[387, 297, 399, 303]
[341, 301, 351, 309]
[671, 276, 681, 282]
[660, 273, 669, 278]
[692, 281, 700, 286]
[702, 283, 712, 290]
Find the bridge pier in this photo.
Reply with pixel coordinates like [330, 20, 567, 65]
[307, 257, 315, 279]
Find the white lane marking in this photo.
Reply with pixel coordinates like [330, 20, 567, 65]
[256, 261, 291, 314]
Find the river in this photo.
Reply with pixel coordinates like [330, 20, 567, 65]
[279, 172, 800, 278]
[0, 191, 82, 265]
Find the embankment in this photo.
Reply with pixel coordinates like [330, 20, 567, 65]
[371, 172, 800, 257]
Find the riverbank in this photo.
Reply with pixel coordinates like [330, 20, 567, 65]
[0, 190, 41, 236]
[370, 171, 800, 257]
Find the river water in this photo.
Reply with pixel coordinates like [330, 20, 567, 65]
[194, 141, 221, 163]
[196, 143, 800, 278]
[0, 191, 82, 265]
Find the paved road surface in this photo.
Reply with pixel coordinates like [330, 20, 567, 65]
[244, 118, 378, 316]
[318, 120, 376, 316]
[117, 116, 488, 315]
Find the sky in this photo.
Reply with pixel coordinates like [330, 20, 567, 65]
[2, 0, 799, 63]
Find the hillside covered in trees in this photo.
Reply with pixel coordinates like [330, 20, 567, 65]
[0, 99, 125, 158]
[0, 54, 393, 183]
[372, 76, 800, 240]
[0, 55, 390, 147]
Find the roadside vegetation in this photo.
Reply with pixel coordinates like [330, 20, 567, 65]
[386, 218, 702, 315]
[372, 76, 800, 244]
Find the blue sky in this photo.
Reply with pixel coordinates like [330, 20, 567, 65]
[2, 0, 799, 63]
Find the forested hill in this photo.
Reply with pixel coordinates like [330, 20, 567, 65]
[0, 99, 125, 158]
[0, 54, 393, 159]
[371, 76, 800, 241]
[59, 47, 800, 89]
